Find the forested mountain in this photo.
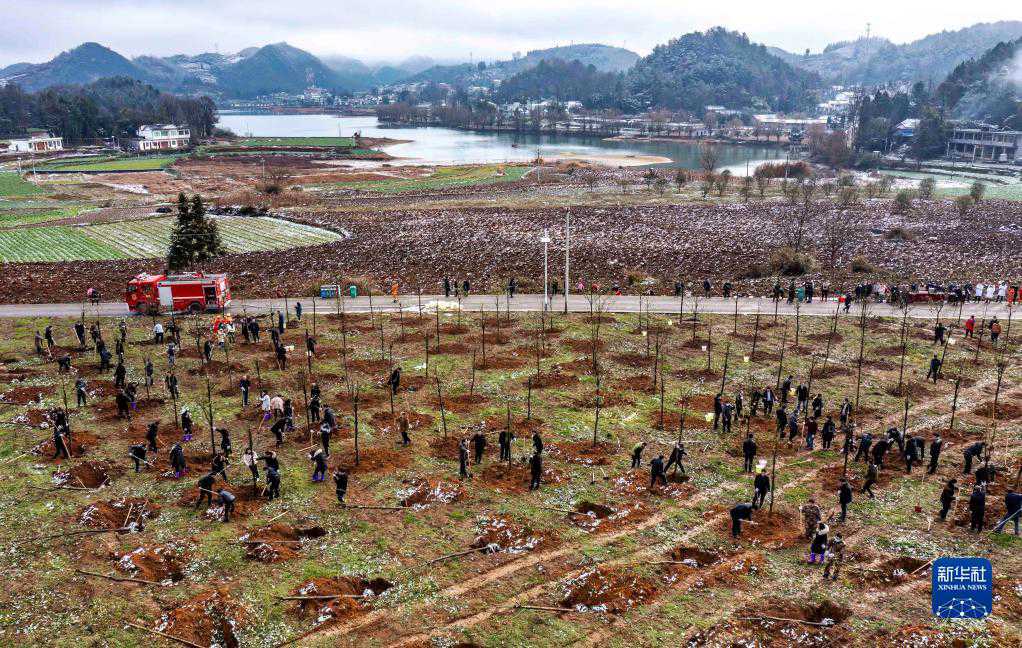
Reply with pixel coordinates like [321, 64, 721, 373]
[0, 43, 148, 92]
[936, 36, 1022, 126]
[406, 44, 639, 87]
[625, 28, 819, 113]
[0, 77, 216, 140]
[495, 59, 625, 108]
[775, 21, 1022, 86]
[1, 42, 350, 98]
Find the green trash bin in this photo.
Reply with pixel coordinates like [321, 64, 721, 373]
[348, 285, 358, 298]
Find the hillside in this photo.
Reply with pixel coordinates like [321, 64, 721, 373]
[405, 44, 639, 87]
[935, 36, 1022, 126]
[1, 42, 352, 98]
[0, 43, 149, 92]
[495, 58, 625, 108]
[776, 21, 1022, 85]
[625, 28, 819, 113]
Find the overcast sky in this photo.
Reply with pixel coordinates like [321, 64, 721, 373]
[4, 0, 1019, 65]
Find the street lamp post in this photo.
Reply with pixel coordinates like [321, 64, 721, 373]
[540, 229, 551, 311]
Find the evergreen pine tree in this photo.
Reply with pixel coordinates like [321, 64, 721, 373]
[166, 193, 223, 270]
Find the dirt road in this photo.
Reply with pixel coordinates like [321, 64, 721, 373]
[0, 294, 1009, 319]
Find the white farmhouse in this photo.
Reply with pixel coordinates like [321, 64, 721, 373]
[5, 129, 63, 153]
[124, 124, 191, 153]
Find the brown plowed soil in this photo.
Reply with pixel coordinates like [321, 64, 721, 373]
[78, 497, 160, 532]
[470, 515, 548, 554]
[560, 566, 658, 613]
[240, 523, 327, 563]
[153, 588, 246, 648]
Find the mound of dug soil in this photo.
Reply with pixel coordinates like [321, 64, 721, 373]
[32, 431, 99, 459]
[287, 576, 392, 626]
[471, 515, 547, 554]
[240, 523, 327, 563]
[117, 542, 188, 582]
[719, 508, 801, 548]
[849, 555, 927, 589]
[548, 441, 612, 466]
[691, 599, 851, 647]
[334, 446, 411, 474]
[398, 478, 462, 508]
[78, 497, 160, 532]
[664, 545, 724, 569]
[570, 500, 649, 533]
[434, 392, 488, 412]
[973, 400, 1022, 420]
[369, 410, 433, 435]
[478, 462, 564, 493]
[154, 588, 246, 648]
[561, 566, 658, 613]
[528, 372, 578, 389]
[53, 460, 121, 488]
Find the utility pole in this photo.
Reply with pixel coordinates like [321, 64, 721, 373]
[563, 210, 570, 314]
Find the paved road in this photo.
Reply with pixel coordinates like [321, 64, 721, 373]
[0, 295, 1012, 320]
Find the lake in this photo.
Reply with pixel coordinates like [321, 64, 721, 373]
[216, 113, 783, 170]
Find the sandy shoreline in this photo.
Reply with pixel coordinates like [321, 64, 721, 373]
[542, 151, 672, 167]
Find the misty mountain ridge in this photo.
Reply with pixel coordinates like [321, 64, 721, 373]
[774, 21, 1022, 86]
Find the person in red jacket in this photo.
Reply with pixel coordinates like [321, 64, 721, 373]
[964, 315, 976, 338]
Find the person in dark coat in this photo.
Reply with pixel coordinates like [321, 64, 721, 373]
[386, 367, 401, 395]
[666, 441, 686, 475]
[730, 502, 754, 537]
[809, 522, 829, 563]
[854, 432, 873, 462]
[838, 478, 853, 522]
[217, 488, 236, 522]
[170, 443, 186, 477]
[472, 431, 486, 464]
[969, 486, 986, 532]
[963, 442, 985, 474]
[129, 443, 147, 473]
[195, 473, 216, 509]
[752, 469, 770, 509]
[742, 434, 757, 473]
[631, 442, 646, 469]
[266, 466, 281, 501]
[993, 489, 1021, 535]
[145, 421, 159, 453]
[649, 455, 667, 488]
[939, 479, 957, 520]
[861, 461, 879, 499]
[458, 438, 471, 478]
[529, 451, 543, 491]
[333, 469, 348, 505]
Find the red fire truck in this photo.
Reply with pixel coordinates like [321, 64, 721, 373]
[125, 272, 231, 314]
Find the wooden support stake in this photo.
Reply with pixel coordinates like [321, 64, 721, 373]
[125, 622, 206, 648]
[76, 569, 161, 586]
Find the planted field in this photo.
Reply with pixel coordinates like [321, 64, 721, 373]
[0, 308, 1017, 647]
[331, 164, 531, 193]
[33, 155, 182, 172]
[0, 225, 125, 261]
[0, 216, 344, 261]
[0, 204, 89, 228]
[0, 173, 45, 197]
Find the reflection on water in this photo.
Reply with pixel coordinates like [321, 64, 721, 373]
[216, 113, 783, 170]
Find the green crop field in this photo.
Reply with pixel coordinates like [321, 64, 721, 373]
[0, 226, 126, 261]
[0, 173, 45, 197]
[0, 216, 344, 261]
[330, 164, 531, 193]
[0, 204, 90, 228]
[33, 155, 182, 172]
[232, 136, 356, 148]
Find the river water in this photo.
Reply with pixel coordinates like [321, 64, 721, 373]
[216, 113, 782, 170]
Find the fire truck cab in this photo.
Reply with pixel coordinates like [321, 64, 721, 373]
[125, 272, 231, 314]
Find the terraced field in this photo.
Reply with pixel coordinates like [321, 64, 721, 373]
[0, 216, 344, 261]
[0, 173, 45, 197]
[330, 164, 531, 193]
[32, 155, 182, 172]
[0, 203, 90, 228]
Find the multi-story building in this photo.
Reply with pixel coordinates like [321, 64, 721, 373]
[124, 124, 191, 153]
[946, 127, 1022, 164]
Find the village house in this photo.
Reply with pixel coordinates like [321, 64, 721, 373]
[4, 129, 63, 153]
[123, 124, 191, 153]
